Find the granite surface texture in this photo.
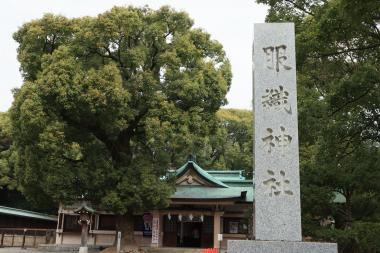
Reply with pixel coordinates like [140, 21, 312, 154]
[253, 23, 301, 241]
[228, 240, 338, 253]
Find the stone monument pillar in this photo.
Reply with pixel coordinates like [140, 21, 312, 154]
[228, 23, 337, 253]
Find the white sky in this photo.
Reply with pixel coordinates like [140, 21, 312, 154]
[0, 0, 268, 112]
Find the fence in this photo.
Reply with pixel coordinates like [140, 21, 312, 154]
[0, 228, 55, 248]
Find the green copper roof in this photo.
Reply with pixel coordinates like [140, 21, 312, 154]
[176, 161, 229, 188]
[174, 161, 253, 202]
[207, 170, 245, 181]
[173, 160, 344, 204]
[0, 206, 57, 222]
[333, 191, 346, 204]
[172, 186, 254, 202]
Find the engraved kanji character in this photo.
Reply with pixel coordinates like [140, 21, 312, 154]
[263, 170, 293, 197]
[263, 45, 292, 72]
[261, 128, 275, 153]
[275, 126, 292, 155]
[261, 85, 291, 114]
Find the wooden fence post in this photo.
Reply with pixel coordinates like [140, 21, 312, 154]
[0, 231, 4, 247]
[33, 229, 37, 247]
[11, 231, 14, 247]
[21, 229, 27, 249]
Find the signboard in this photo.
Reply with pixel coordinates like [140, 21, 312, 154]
[151, 217, 159, 244]
[218, 233, 223, 241]
[142, 213, 153, 237]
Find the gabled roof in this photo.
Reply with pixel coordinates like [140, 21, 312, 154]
[74, 202, 96, 214]
[0, 206, 57, 222]
[176, 161, 229, 188]
[173, 160, 253, 203]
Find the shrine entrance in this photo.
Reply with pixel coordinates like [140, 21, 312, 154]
[162, 214, 214, 248]
[180, 221, 202, 247]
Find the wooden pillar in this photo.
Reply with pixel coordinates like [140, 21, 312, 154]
[213, 212, 223, 249]
[179, 220, 184, 246]
[252, 203, 256, 239]
[1, 231, 4, 247]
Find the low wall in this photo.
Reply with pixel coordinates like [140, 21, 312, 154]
[0, 229, 55, 247]
[56, 231, 152, 247]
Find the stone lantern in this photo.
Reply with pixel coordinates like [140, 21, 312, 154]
[74, 202, 95, 253]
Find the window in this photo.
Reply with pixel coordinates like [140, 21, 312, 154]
[98, 215, 116, 230]
[223, 218, 248, 234]
[63, 215, 80, 232]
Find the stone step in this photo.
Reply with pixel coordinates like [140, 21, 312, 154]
[145, 247, 203, 253]
[37, 244, 101, 252]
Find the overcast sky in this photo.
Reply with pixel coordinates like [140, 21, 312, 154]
[0, 0, 268, 112]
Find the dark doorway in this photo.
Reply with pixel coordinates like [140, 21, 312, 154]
[163, 215, 177, 247]
[163, 215, 214, 248]
[180, 222, 202, 247]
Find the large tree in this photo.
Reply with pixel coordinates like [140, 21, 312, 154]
[10, 6, 231, 245]
[257, 0, 380, 251]
[0, 112, 15, 190]
[207, 109, 253, 176]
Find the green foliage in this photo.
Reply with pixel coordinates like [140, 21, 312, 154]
[145, 107, 253, 176]
[209, 109, 253, 176]
[314, 222, 380, 253]
[10, 6, 231, 214]
[258, 0, 380, 251]
[0, 112, 15, 189]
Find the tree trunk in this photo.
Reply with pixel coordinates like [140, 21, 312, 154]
[344, 191, 353, 229]
[116, 213, 135, 249]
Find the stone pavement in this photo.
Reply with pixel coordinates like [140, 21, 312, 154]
[0, 248, 100, 253]
[0, 247, 226, 253]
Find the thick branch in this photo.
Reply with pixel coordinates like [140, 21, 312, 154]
[329, 88, 372, 117]
[60, 110, 117, 160]
[316, 43, 380, 58]
[114, 108, 149, 163]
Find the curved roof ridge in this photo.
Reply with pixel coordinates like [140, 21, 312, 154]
[176, 161, 229, 188]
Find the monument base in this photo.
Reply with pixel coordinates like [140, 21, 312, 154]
[79, 246, 88, 253]
[228, 240, 337, 253]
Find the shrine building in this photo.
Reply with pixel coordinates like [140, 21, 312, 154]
[55, 159, 253, 250]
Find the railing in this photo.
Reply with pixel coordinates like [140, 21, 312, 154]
[0, 228, 55, 248]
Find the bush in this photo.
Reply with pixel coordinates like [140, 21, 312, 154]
[313, 222, 380, 253]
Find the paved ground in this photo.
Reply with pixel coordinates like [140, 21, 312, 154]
[0, 247, 226, 253]
[0, 248, 100, 253]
